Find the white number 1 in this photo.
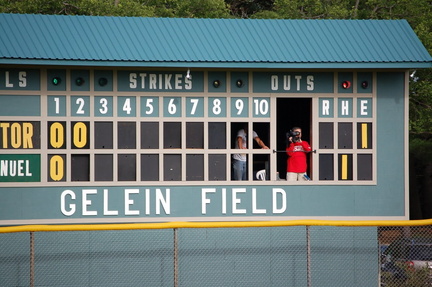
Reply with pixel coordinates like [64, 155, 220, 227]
[54, 97, 60, 114]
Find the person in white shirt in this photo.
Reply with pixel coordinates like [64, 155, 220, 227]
[232, 125, 268, 180]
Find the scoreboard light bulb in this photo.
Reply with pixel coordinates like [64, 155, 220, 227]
[236, 79, 244, 88]
[52, 77, 61, 85]
[75, 77, 85, 86]
[98, 77, 108, 87]
[342, 80, 351, 89]
[213, 80, 221, 88]
[361, 81, 369, 89]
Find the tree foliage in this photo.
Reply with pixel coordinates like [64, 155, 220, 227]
[273, 0, 352, 19]
[225, 0, 273, 18]
[143, 0, 230, 18]
[0, 0, 230, 17]
[0, 0, 156, 16]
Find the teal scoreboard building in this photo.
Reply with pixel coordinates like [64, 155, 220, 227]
[1, 14, 432, 287]
[0, 15, 431, 225]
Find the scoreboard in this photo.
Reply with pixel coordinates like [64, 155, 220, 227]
[0, 68, 376, 184]
[0, 67, 408, 224]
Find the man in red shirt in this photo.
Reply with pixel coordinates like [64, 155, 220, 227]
[286, 127, 312, 181]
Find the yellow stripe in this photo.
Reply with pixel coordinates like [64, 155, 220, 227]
[2, 219, 432, 233]
[362, 123, 368, 148]
[341, 154, 348, 179]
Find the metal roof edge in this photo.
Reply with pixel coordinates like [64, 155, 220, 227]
[0, 59, 430, 69]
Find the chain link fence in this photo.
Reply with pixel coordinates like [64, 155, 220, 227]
[0, 222, 431, 287]
[379, 226, 432, 287]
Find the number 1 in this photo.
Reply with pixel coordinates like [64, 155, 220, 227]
[54, 97, 60, 114]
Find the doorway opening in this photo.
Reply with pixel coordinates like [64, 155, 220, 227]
[276, 98, 312, 180]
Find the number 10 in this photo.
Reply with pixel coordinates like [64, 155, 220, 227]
[253, 99, 269, 116]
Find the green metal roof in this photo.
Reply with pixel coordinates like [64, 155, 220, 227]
[0, 13, 431, 68]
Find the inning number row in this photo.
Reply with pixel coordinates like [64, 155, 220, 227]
[48, 96, 270, 118]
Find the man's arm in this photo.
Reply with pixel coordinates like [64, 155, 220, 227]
[254, 137, 269, 149]
[237, 136, 246, 149]
[302, 141, 312, 152]
[286, 142, 295, 156]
